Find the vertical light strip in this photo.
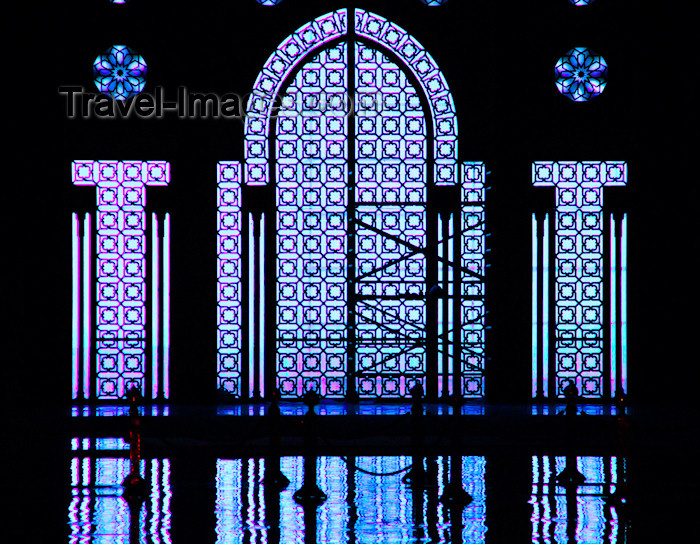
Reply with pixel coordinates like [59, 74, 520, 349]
[82, 212, 92, 400]
[217, 162, 243, 396]
[448, 215, 454, 396]
[72, 213, 81, 399]
[152, 213, 160, 399]
[609, 214, 617, 398]
[531, 213, 538, 398]
[248, 213, 255, 397]
[460, 163, 486, 398]
[150, 458, 161, 539]
[163, 212, 171, 399]
[259, 212, 265, 398]
[621, 213, 628, 393]
[542, 213, 549, 395]
[437, 213, 444, 397]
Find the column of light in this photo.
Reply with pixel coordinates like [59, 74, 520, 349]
[532, 213, 538, 398]
[82, 212, 92, 400]
[72, 213, 81, 399]
[542, 213, 549, 394]
[621, 214, 628, 393]
[163, 213, 171, 399]
[152, 213, 160, 399]
[609, 214, 617, 398]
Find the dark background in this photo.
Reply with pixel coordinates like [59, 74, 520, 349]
[4, 1, 697, 541]
[7, 0, 695, 407]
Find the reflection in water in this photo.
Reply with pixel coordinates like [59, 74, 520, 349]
[67, 448, 627, 543]
[530, 456, 625, 543]
[68, 439, 172, 543]
[215, 456, 485, 544]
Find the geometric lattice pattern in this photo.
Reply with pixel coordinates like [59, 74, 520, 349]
[217, 162, 243, 395]
[354, 42, 428, 398]
[244, 9, 348, 187]
[461, 163, 486, 397]
[72, 160, 170, 399]
[218, 9, 485, 399]
[356, 8, 458, 186]
[275, 44, 349, 398]
[533, 161, 626, 398]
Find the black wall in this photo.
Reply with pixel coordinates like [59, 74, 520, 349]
[8, 0, 695, 409]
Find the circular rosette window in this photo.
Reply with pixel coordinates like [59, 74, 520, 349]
[555, 47, 607, 102]
[93, 45, 147, 101]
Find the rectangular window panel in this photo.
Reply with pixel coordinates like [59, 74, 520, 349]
[532, 161, 627, 398]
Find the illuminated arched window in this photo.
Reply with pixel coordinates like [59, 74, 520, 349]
[217, 9, 487, 400]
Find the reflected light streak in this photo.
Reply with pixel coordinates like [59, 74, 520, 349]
[69, 451, 172, 543]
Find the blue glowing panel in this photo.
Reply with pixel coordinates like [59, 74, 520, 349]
[555, 47, 607, 102]
[533, 162, 626, 398]
[569, 0, 595, 5]
[93, 45, 147, 101]
[275, 44, 349, 398]
[244, 9, 348, 187]
[461, 163, 486, 397]
[69, 447, 172, 543]
[256, 0, 284, 5]
[355, 9, 458, 186]
[217, 162, 243, 396]
[354, 42, 427, 398]
[72, 160, 170, 399]
[420, 0, 450, 5]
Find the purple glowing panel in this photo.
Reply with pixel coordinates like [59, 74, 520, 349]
[555, 47, 607, 102]
[355, 8, 458, 186]
[461, 163, 486, 398]
[244, 9, 348, 187]
[533, 161, 626, 398]
[354, 42, 427, 398]
[256, 0, 284, 5]
[420, 0, 450, 5]
[275, 43, 349, 398]
[93, 45, 147, 101]
[217, 162, 243, 396]
[570, 0, 596, 5]
[72, 160, 170, 399]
